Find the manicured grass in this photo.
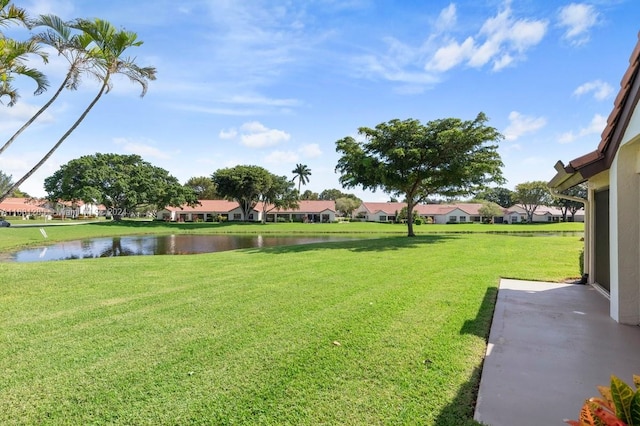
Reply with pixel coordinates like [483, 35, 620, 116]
[0, 232, 582, 425]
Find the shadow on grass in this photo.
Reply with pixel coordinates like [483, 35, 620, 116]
[436, 286, 499, 425]
[241, 234, 459, 254]
[460, 287, 498, 337]
[433, 365, 486, 426]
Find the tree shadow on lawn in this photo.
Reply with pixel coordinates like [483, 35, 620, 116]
[241, 234, 459, 255]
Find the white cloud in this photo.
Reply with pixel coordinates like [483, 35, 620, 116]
[427, 1, 547, 73]
[435, 3, 457, 32]
[239, 121, 291, 148]
[558, 3, 599, 46]
[573, 80, 613, 101]
[427, 37, 475, 72]
[503, 111, 547, 141]
[0, 102, 55, 133]
[218, 128, 238, 139]
[113, 137, 173, 160]
[558, 113, 607, 144]
[299, 143, 322, 158]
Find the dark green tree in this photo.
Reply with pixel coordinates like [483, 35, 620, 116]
[44, 153, 197, 220]
[335, 113, 504, 236]
[478, 201, 505, 223]
[211, 165, 272, 221]
[513, 181, 553, 222]
[552, 183, 587, 222]
[335, 197, 360, 217]
[300, 189, 319, 200]
[185, 176, 218, 200]
[475, 187, 514, 208]
[319, 188, 360, 201]
[319, 188, 343, 200]
[259, 174, 299, 224]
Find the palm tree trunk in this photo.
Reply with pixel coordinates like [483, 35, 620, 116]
[0, 78, 108, 203]
[0, 72, 71, 157]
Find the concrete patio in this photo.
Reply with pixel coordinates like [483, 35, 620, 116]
[474, 279, 640, 426]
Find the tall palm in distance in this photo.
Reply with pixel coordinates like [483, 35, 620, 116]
[291, 163, 311, 193]
[0, 0, 49, 107]
[0, 18, 157, 202]
[0, 14, 93, 157]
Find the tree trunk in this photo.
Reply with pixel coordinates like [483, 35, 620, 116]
[0, 71, 71, 157]
[0, 78, 109, 203]
[406, 199, 415, 237]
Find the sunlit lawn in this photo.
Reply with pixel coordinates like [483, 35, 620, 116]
[0, 224, 583, 425]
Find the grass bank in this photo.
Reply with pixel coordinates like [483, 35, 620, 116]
[0, 232, 582, 425]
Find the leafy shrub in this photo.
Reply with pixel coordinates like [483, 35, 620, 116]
[414, 217, 423, 225]
[579, 248, 585, 277]
[565, 374, 640, 426]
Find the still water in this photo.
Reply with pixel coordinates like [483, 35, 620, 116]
[5, 234, 355, 263]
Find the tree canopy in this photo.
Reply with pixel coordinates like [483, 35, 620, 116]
[552, 183, 587, 221]
[335, 113, 504, 236]
[474, 187, 513, 208]
[212, 165, 298, 222]
[335, 197, 360, 217]
[513, 180, 552, 222]
[478, 201, 505, 222]
[184, 176, 218, 200]
[44, 153, 197, 219]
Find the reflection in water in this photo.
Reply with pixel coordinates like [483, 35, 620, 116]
[8, 234, 354, 263]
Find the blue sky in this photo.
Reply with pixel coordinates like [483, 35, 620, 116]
[1, 0, 638, 201]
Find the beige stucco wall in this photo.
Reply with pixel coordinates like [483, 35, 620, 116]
[609, 103, 640, 324]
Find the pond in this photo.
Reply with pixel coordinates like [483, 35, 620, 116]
[3, 234, 358, 263]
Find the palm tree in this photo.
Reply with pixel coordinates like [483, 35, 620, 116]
[0, 14, 92, 156]
[0, 18, 157, 202]
[0, 0, 49, 107]
[291, 163, 311, 193]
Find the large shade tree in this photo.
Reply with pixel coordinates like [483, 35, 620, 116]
[513, 180, 553, 222]
[335, 113, 504, 236]
[44, 153, 197, 220]
[552, 183, 587, 222]
[213, 165, 298, 222]
[184, 176, 218, 200]
[258, 174, 298, 224]
[475, 187, 514, 208]
[0, 16, 156, 203]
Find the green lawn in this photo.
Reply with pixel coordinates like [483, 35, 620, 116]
[0, 224, 583, 425]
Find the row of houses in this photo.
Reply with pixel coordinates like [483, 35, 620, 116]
[157, 200, 336, 223]
[0, 197, 584, 224]
[0, 198, 105, 218]
[158, 200, 583, 224]
[353, 202, 584, 224]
